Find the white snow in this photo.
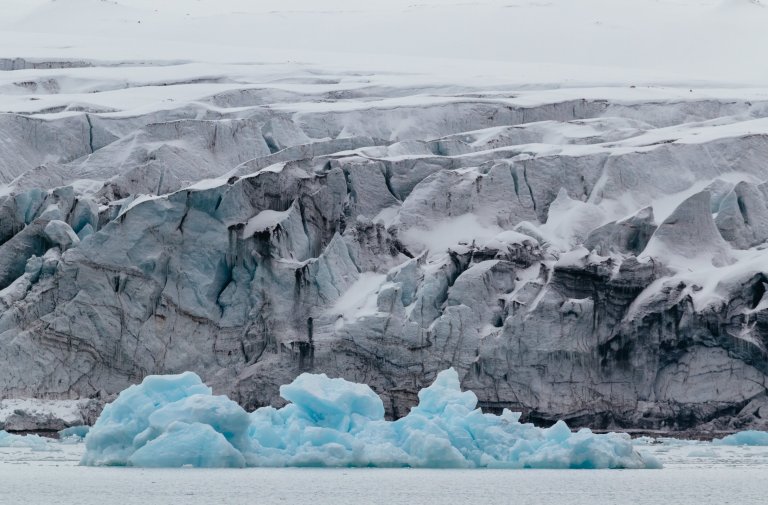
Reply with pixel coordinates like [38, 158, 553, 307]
[400, 214, 504, 253]
[1, 0, 768, 87]
[330, 273, 387, 321]
[243, 209, 292, 236]
[116, 194, 162, 218]
[480, 230, 539, 250]
[184, 171, 237, 192]
[256, 163, 287, 176]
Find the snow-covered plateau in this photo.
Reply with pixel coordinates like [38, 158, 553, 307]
[2, 0, 768, 437]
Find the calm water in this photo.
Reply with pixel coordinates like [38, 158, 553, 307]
[2, 442, 768, 505]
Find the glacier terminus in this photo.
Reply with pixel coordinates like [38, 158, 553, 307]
[2, 0, 768, 470]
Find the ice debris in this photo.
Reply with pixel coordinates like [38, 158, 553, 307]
[81, 369, 660, 469]
[58, 425, 90, 441]
[0, 430, 58, 451]
[713, 430, 768, 446]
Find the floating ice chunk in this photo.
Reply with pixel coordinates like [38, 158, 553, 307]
[0, 430, 27, 447]
[82, 382, 248, 468]
[0, 430, 58, 451]
[129, 422, 246, 468]
[81, 372, 211, 466]
[82, 369, 660, 469]
[59, 425, 90, 440]
[714, 430, 768, 446]
[642, 437, 696, 447]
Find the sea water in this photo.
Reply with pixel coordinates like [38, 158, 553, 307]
[2, 441, 768, 505]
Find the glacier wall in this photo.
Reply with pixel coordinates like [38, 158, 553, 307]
[2, 58, 768, 432]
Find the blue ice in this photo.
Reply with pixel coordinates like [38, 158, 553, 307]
[714, 430, 768, 446]
[81, 369, 661, 469]
[0, 430, 56, 451]
[58, 425, 90, 440]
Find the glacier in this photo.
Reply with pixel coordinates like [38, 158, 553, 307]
[3, 82, 768, 435]
[1, 0, 768, 436]
[80, 369, 659, 469]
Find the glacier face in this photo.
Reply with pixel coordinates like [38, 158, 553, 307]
[2, 54, 768, 434]
[81, 369, 659, 469]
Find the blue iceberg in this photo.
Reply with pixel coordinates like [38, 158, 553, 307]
[713, 430, 768, 446]
[59, 425, 90, 440]
[0, 430, 57, 451]
[130, 421, 247, 468]
[81, 369, 660, 469]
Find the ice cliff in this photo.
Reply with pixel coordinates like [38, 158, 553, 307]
[80, 370, 659, 469]
[2, 52, 768, 434]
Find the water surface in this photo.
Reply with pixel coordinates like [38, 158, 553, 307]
[2, 442, 767, 505]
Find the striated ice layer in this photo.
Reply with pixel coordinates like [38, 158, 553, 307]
[81, 369, 660, 469]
